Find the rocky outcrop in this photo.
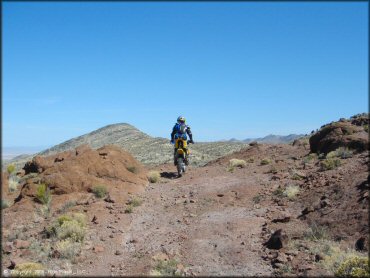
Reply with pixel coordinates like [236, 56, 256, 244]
[19, 144, 148, 198]
[309, 117, 368, 154]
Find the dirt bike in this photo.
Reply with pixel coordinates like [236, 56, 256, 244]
[174, 138, 192, 177]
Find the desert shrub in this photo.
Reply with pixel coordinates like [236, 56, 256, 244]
[8, 176, 19, 192]
[1, 199, 10, 209]
[152, 258, 180, 276]
[48, 213, 86, 242]
[7, 164, 16, 175]
[320, 158, 341, 171]
[260, 158, 271, 165]
[57, 215, 73, 226]
[335, 255, 369, 277]
[148, 171, 160, 183]
[229, 159, 247, 168]
[14, 262, 45, 277]
[305, 153, 318, 162]
[124, 205, 133, 214]
[126, 166, 138, 174]
[57, 219, 85, 242]
[55, 239, 81, 260]
[304, 222, 329, 241]
[283, 185, 300, 200]
[127, 197, 142, 207]
[363, 124, 369, 133]
[327, 147, 353, 159]
[36, 183, 51, 205]
[37, 204, 52, 218]
[320, 243, 368, 276]
[92, 185, 107, 198]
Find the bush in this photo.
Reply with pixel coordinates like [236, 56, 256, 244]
[152, 258, 180, 276]
[92, 185, 107, 198]
[55, 239, 81, 260]
[283, 185, 300, 200]
[229, 159, 247, 168]
[320, 158, 341, 171]
[304, 153, 318, 162]
[7, 164, 16, 175]
[304, 222, 329, 241]
[327, 147, 353, 159]
[124, 205, 133, 214]
[247, 157, 254, 163]
[8, 177, 19, 192]
[36, 183, 51, 205]
[127, 197, 142, 207]
[126, 166, 138, 174]
[148, 171, 160, 183]
[49, 213, 87, 242]
[57, 219, 85, 242]
[260, 158, 271, 165]
[335, 255, 369, 277]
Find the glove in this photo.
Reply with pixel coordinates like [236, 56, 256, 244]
[188, 140, 194, 144]
[171, 140, 175, 144]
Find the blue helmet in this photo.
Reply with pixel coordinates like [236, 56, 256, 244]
[177, 116, 186, 124]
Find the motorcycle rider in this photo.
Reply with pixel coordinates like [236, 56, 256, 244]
[171, 116, 194, 166]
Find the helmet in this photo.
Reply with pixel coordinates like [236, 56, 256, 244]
[177, 116, 186, 124]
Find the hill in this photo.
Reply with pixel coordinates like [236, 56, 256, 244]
[4, 123, 249, 170]
[226, 134, 304, 144]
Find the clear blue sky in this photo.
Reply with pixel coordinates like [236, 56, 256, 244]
[3, 2, 368, 147]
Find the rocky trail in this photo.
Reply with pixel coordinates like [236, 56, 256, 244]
[76, 163, 274, 276]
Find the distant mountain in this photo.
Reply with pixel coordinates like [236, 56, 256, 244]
[226, 134, 304, 144]
[4, 123, 249, 170]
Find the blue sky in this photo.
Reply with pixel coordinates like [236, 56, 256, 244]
[3, 2, 368, 147]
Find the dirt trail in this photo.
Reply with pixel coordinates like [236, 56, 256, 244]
[84, 163, 273, 276]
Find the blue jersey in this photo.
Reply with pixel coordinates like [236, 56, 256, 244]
[171, 123, 192, 141]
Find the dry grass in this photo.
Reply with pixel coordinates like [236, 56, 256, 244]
[92, 185, 108, 198]
[320, 158, 341, 171]
[283, 185, 300, 200]
[8, 177, 19, 192]
[55, 239, 81, 260]
[36, 183, 52, 205]
[260, 158, 271, 165]
[148, 171, 161, 183]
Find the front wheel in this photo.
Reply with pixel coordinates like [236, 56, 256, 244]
[177, 157, 186, 177]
